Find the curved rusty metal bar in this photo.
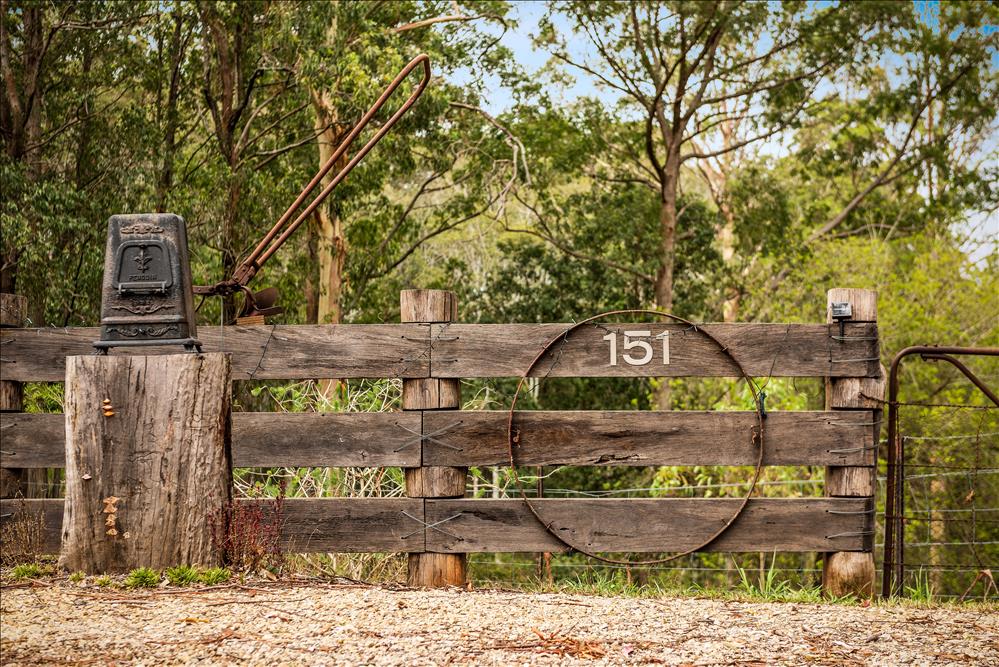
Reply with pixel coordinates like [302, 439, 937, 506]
[196, 54, 432, 297]
[882, 345, 999, 598]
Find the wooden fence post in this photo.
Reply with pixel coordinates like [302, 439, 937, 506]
[823, 288, 884, 597]
[1, 293, 29, 498]
[401, 289, 467, 587]
[59, 353, 232, 573]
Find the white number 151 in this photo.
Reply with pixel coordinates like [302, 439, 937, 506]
[601, 330, 670, 366]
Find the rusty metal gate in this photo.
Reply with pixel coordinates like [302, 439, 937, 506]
[882, 347, 999, 600]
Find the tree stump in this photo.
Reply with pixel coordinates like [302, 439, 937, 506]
[60, 353, 232, 573]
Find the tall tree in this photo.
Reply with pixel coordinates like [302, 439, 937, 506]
[196, 0, 305, 322]
[288, 1, 511, 324]
[524, 1, 901, 313]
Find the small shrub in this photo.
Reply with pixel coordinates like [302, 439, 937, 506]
[199, 567, 231, 585]
[11, 563, 44, 580]
[124, 567, 160, 588]
[0, 501, 45, 567]
[209, 483, 285, 574]
[68, 571, 86, 583]
[94, 575, 113, 588]
[165, 565, 200, 586]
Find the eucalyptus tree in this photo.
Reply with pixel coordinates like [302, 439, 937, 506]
[1, 0, 153, 325]
[285, 1, 512, 324]
[519, 1, 901, 314]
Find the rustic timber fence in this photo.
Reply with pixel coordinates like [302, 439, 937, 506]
[0, 289, 883, 594]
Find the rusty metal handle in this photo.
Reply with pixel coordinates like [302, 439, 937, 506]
[196, 54, 432, 295]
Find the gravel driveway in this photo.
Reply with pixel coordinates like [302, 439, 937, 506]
[1, 582, 996, 665]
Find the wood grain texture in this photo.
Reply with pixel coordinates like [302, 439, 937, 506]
[826, 467, 876, 497]
[430, 322, 879, 378]
[407, 553, 466, 587]
[0, 324, 430, 381]
[822, 551, 875, 597]
[425, 498, 872, 553]
[0, 293, 27, 327]
[401, 378, 461, 410]
[401, 289, 457, 323]
[247, 498, 426, 553]
[824, 292, 881, 498]
[0, 379, 25, 497]
[0, 381, 22, 412]
[1, 293, 27, 498]
[2, 497, 427, 555]
[402, 288, 466, 586]
[234, 413, 421, 468]
[404, 467, 467, 498]
[424, 411, 876, 467]
[824, 288, 881, 597]
[0, 409, 878, 470]
[3, 496, 872, 556]
[0, 412, 423, 469]
[59, 354, 232, 572]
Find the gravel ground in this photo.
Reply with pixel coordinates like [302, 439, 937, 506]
[1, 582, 996, 665]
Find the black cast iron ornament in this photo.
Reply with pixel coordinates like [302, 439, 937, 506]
[94, 213, 201, 352]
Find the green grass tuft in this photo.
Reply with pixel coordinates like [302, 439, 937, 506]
[124, 567, 160, 588]
[68, 571, 86, 583]
[165, 564, 200, 586]
[11, 563, 45, 580]
[199, 567, 231, 585]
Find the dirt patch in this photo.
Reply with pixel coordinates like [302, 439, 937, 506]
[1, 582, 995, 665]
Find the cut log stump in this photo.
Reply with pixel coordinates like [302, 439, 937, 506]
[59, 353, 232, 573]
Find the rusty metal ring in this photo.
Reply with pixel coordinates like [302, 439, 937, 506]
[505, 309, 767, 566]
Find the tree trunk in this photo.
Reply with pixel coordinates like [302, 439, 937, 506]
[60, 353, 232, 573]
[653, 170, 680, 411]
[221, 169, 241, 323]
[654, 192, 677, 314]
[155, 7, 187, 212]
[312, 93, 348, 325]
[718, 200, 740, 323]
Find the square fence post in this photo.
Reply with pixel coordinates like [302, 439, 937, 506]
[401, 289, 467, 587]
[0, 293, 33, 498]
[823, 288, 885, 597]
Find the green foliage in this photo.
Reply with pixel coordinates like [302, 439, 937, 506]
[165, 565, 201, 587]
[68, 571, 86, 584]
[904, 569, 937, 604]
[94, 575, 113, 588]
[10, 563, 45, 580]
[198, 567, 232, 585]
[735, 553, 815, 602]
[124, 567, 160, 588]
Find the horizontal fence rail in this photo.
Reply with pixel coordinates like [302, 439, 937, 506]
[1, 497, 871, 556]
[430, 323, 879, 378]
[426, 410, 877, 467]
[0, 324, 431, 381]
[0, 322, 879, 382]
[1, 410, 877, 469]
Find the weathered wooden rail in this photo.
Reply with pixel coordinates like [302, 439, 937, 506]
[0, 288, 882, 594]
